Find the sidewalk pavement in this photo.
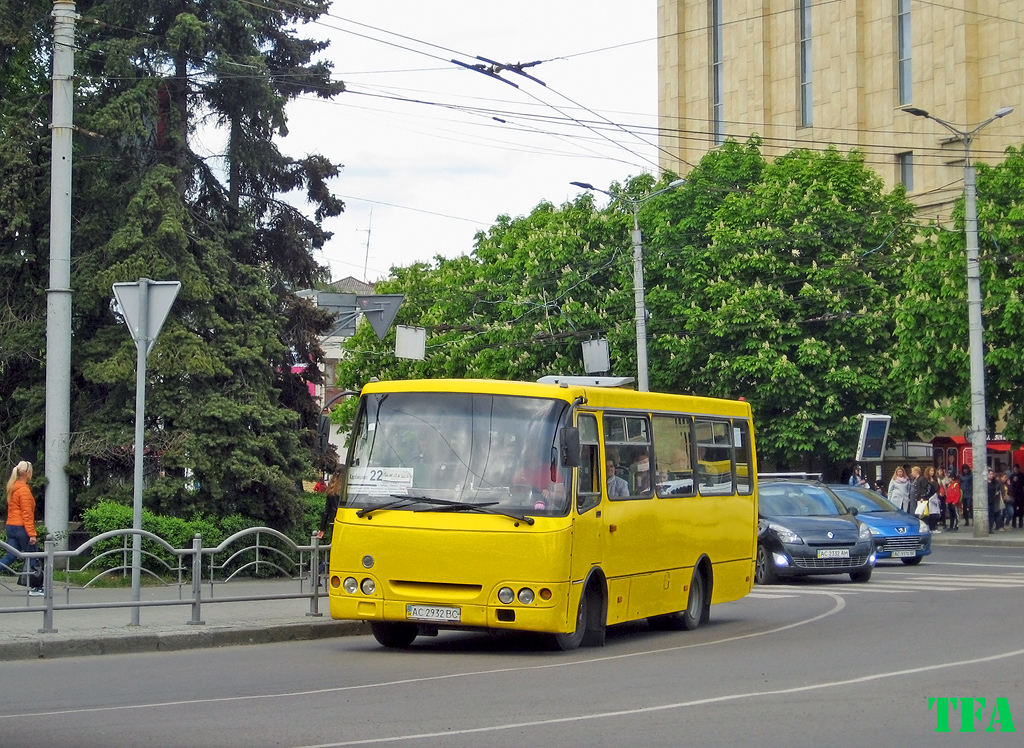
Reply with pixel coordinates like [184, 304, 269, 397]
[3, 531, 1022, 662]
[0, 578, 368, 661]
[928, 524, 1024, 547]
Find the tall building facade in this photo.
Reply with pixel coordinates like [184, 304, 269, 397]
[657, 1, 1023, 217]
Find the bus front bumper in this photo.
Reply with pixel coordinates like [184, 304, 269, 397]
[328, 584, 574, 634]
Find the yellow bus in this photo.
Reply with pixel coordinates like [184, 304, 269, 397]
[327, 376, 758, 650]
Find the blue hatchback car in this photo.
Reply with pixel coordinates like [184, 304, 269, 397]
[828, 485, 932, 566]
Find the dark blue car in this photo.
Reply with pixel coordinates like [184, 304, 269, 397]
[828, 484, 932, 566]
[756, 479, 876, 585]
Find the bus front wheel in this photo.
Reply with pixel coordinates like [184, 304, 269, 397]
[371, 622, 418, 648]
[551, 591, 589, 651]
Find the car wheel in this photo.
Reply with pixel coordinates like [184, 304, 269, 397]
[901, 556, 923, 566]
[754, 544, 777, 585]
[371, 622, 418, 648]
[850, 568, 872, 583]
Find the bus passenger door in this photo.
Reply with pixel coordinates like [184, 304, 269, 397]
[571, 414, 604, 582]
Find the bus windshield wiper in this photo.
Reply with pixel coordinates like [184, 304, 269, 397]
[415, 499, 535, 525]
[355, 493, 443, 517]
[358, 494, 534, 524]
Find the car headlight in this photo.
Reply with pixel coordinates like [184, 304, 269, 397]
[867, 524, 882, 536]
[858, 523, 872, 541]
[919, 519, 930, 533]
[769, 523, 804, 545]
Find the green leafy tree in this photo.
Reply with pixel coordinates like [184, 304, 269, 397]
[894, 146, 1024, 441]
[334, 195, 636, 398]
[337, 140, 929, 470]
[58, 0, 345, 528]
[645, 143, 929, 467]
[0, 1, 53, 469]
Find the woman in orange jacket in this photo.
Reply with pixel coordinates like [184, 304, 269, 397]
[2, 461, 41, 592]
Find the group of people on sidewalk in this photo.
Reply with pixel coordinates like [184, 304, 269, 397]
[883, 462, 1024, 534]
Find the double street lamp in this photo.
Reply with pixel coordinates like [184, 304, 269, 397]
[904, 105, 1013, 538]
[570, 179, 686, 391]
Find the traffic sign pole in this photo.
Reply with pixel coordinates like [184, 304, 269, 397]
[112, 278, 180, 626]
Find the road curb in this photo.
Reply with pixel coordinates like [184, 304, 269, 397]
[930, 533, 1024, 549]
[0, 619, 370, 661]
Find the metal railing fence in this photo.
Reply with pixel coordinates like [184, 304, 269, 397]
[0, 528, 330, 634]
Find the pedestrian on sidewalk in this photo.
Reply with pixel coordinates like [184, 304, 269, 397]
[888, 466, 912, 514]
[960, 464, 974, 526]
[987, 468, 1004, 534]
[2, 460, 43, 595]
[924, 467, 941, 532]
[1013, 464, 1024, 530]
[937, 467, 951, 528]
[945, 475, 961, 532]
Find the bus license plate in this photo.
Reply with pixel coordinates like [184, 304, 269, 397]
[891, 550, 915, 558]
[406, 604, 461, 622]
[817, 549, 850, 559]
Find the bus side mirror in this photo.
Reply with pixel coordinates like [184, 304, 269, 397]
[560, 427, 581, 468]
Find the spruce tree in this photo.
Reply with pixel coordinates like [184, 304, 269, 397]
[0, 2, 53, 470]
[62, 1, 345, 527]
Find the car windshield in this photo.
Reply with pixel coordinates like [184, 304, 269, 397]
[343, 391, 572, 516]
[830, 487, 898, 513]
[758, 483, 846, 516]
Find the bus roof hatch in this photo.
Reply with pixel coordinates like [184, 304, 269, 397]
[536, 375, 636, 388]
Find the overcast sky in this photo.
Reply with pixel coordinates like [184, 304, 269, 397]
[276, 1, 660, 282]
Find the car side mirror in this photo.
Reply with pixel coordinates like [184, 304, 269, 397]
[848, 506, 859, 516]
[560, 427, 581, 468]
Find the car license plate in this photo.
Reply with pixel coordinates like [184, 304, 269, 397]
[406, 604, 461, 622]
[817, 548, 850, 559]
[891, 550, 915, 558]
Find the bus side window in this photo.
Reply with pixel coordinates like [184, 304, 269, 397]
[733, 419, 753, 495]
[577, 414, 601, 513]
[695, 418, 735, 495]
[653, 415, 695, 497]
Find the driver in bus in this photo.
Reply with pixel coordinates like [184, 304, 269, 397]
[512, 459, 564, 510]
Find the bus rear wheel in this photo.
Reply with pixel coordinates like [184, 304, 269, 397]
[648, 568, 707, 631]
[371, 622, 418, 648]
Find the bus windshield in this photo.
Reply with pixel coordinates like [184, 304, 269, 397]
[344, 392, 572, 515]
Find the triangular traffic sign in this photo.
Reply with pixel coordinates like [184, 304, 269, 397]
[113, 279, 181, 354]
[356, 294, 404, 340]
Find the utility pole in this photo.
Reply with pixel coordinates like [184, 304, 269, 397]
[359, 208, 373, 283]
[44, 1, 78, 551]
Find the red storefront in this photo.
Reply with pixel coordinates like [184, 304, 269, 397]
[931, 435, 1024, 474]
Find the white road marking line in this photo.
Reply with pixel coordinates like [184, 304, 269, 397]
[0, 594, 847, 721]
[295, 646, 1024, 747]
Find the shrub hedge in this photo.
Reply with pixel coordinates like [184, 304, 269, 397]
[78, 493, 332, 576]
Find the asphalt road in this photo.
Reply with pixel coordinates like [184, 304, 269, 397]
[2, 544, 1022, 748]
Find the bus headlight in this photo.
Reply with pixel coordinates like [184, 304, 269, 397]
[518, 588, 535, 605]
[361, 578, 376, 595]
[498, 587, 515, 604]
[343, 577, 358, 594]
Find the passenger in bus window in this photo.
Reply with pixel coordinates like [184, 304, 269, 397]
[606, 458, 629, 497]
[631, 451, 652, 494]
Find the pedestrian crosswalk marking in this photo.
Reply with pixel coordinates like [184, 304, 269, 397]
[748, 573, 1024, 599]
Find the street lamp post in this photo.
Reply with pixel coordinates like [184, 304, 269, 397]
[570, 179, 686, 391]
[904, 105, 1013, 538]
